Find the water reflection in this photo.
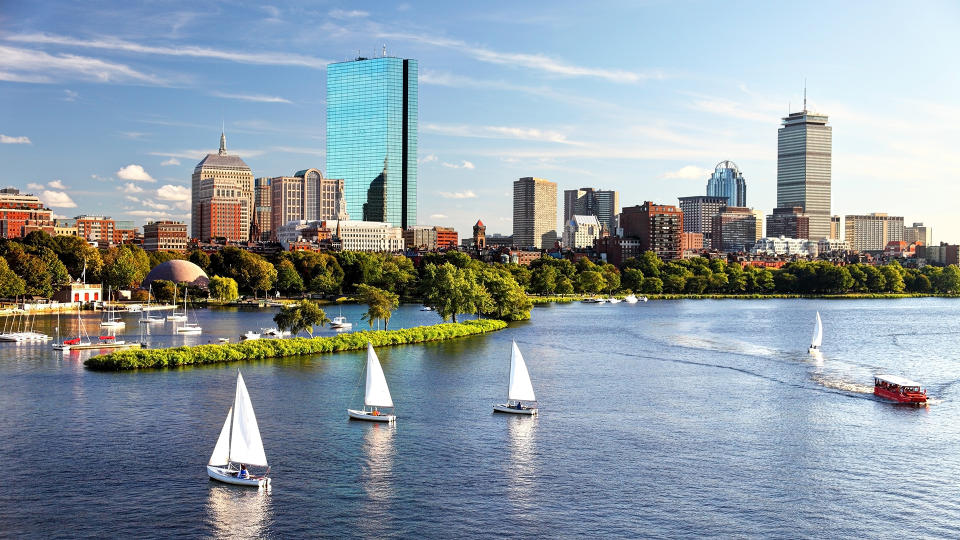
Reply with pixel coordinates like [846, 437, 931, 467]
[206, 484, 272, 539]
[507, 416, 537, 510]
[361, 422, 395, 503]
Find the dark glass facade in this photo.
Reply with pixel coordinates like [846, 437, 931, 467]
[327, 57, 417, 228]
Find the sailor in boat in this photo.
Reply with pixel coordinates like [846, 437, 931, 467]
[515, 402, 523, 410]
[237, 464, 248, 479]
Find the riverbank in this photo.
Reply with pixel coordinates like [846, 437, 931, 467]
[84, 319, 507, 371]
[529, 293, 953, 304]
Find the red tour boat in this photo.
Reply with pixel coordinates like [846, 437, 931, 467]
[874, 374, 927, 404]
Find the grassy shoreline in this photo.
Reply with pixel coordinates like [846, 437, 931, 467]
[84, 319, 507, 371]
[529, 293, 954, 304]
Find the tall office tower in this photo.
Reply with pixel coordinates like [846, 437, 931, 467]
[327, 54, 417, 228]
[270, 176, 304, 240]
[844, 213, 904, 251]
[677, 195, 726, 249]
[192, 132, 254, 242]
[903, 222, 932, 246]
[766, 207, 810, 239]
[253, 177, 272, 242]
[513, 177, 558, 249]
[711, 207, 758, 253]
[563, 188, 619, 232]
[777, 105, 832, 240]
[706, 160, 747, 207]
[619, 202, 684, 260]
[830, 215, 841, 240]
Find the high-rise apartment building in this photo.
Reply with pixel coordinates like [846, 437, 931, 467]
[0, 187, 54, 239]
[766, 207, 810, 239]
[777, 107, 832, 240]
[844, 213, 904, 252]
[677, 195, 726, 249]
[253, 177, 272, 242]
[513, 177, 557, 249]
[270, 176, 303, 240]
[269, 170, 347, 241]
[327, 55, 417, 228]
[563, 188, 619, 232]
[712, 207, 758, 253]
[904, 222, 932, 246]
[620, 202, 683, 260]
[706, 161, 747, 207]
[192, 132, 254, 242]
[830, 215, 841, 240]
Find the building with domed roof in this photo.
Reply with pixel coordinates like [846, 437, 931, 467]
[191, 132, 254, 243]
[142, 259, 210, 289]
[706, 160, 747, 208]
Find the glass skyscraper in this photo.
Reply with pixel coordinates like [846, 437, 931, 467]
[777, 109, 831, 240]
[327, 56, 418, 228]
[705, 160, 747, 207]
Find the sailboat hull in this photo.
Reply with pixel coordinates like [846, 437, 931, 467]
[206, 465, 270, 488]
[347, 409, 395, 422]
[493, 404, 538, 415]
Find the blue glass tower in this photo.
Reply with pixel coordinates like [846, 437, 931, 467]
[706, 160, 747, 207]
[327, 56, 418, 228]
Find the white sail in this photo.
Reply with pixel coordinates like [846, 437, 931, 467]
[364, 343, 394, 408]
[508, 341, 536, 402]
[811, 312, 823, 348]
[209, 406, 232, 465]
[229, 371, 268, 466]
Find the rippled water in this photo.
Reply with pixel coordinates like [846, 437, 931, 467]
[2, 299, 960, 537]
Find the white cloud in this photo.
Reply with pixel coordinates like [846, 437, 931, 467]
[7, 33, 330, 70]
[0, 45, 162, 84]
[116, 164, 156, 182]
[211, 91, 292, 104]
[422, 123, 578, 144]
[47, 179, 67, 189]
[661, 165, 712, 180]
[26, 183, 44, 190]
[63, 89, 78, 102]
[122, 183, 144, 193]
[439, 190, 477, 199]
[41, 190, 77, 208]
[418, 154, 437, 165]
[156, 184, 189, 211]
[123, 210, 185, 218]
[140, 199, 171, 210]
[0, 134, 31, 144]
[160, 157, 180, 166]
[429, 213, 448, 219]
[329, 9, 369, 19]
[442, 160, 476, 169]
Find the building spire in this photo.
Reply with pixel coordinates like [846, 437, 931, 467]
[218, 129, 227, 156]
[803, 78, 807, 112]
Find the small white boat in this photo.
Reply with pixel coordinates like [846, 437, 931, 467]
[808, 311, 823, 354]
[330, 315, 352, 331]
[241, 331, 260, 340]
[260, 327, 290, 337]
[126, 304, 143, 313]
[493, 341, 539, 415]
[347, 343, 396, 422]
[218, 337, 230, 343]
[420, 306, 433, 311]
[177, 323, 202, 335]
[608, 297, 622, 304]
[624, 294, 638, 304]
[639, 296, 648, 302]
[582, 297, 605, 304]
[207, 370, 271, 488]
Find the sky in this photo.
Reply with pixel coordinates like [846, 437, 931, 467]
[1, 0, 959, 240]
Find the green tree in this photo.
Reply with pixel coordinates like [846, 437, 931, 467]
[530, 265, 557, 295]
[104, 248, 144, 290]
[420, 262, 476, 323]
[600, 264, 621, 293]
[879, 265, 905, 293]
[934, 265, 960, 293]
[208, 276, 239, 302]
[479, 266, 532, 321]
[577, 270, 607, 294]
[621, 268, 644, 293]
[52, 235, 102, 281]
[0, 257, 26, 298]
[662, 274, 686, 293]
[151, 280, 176, 304]
[641, 276, 663, 294]
[356, 283, 400, 330]
[556, 276, 574, 296]
[189, 249, 211, 272]
[40, 248, 70, 292]
[275, 259, 304, 295]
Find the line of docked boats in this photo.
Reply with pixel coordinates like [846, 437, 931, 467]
[208, 340, 539, 488]
[583, 294, 647, 304]
[806, 311, 928, 405]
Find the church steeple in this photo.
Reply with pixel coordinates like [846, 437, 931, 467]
[218, 130, 227, 156]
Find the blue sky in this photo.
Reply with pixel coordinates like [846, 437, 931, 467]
[1, 1, 959, 240]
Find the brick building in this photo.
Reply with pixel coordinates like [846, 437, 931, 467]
[620, 201, 683, 260]
[143, 221, 188, 252]
[0, 188, 54, 239]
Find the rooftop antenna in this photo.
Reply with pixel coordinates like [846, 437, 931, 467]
[803, 78, 807, 111]
[382, 44, 387, 57]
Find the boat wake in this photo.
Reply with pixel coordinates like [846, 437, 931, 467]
[809, 374, 873, 394]
[670, 335, 779, 358]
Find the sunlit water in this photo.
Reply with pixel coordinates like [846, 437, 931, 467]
[2, 299, 960, 537]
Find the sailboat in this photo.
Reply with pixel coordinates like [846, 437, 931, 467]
[175, 289, 202, 334]
[808, 311, 823, 354]
[139, 284, 164, 324]
[100, 287, 125, 329]
[347, 343, 396, 422]
[494, 341, 539, 415]
[207, 370, 271, 488]
[329, 306, 352, 331]
[166, 285, 187, 322]
[53, 303, 93, 351]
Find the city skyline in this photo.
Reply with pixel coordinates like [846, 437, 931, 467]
[1, 2, 958, 239]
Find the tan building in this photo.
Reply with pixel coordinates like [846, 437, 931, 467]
[844, 213, 904, 252]
[270, 169, 347, 241]
[143, 220, 188, 252]
[903, 222, 932, 246]
[513, 177, 557, 249]
[53, 218, 78, 237]
[830, 215, 841, 240]
[562, 214, 601, 250]
[252, 177, 272, 242]
[191, 132, 254, 242]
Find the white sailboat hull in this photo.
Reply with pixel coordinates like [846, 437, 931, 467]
[206, 465, 270, 488]
[347, 408, 395, 422]
[177, 327, 202, 334]
[100, 322, 125, 328]
[493, 404, 538, 415]
[140, 317, 164, 324]
[167, 315, 187, 322]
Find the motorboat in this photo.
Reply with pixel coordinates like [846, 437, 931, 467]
[493, 341, 539, 415]
[241, 331, 261, 340]
[582, 297, 606, 304]
[624, 294, 638, 303]
[330, 315, 352, 331]
[808, 312, 823, 354]
[874, 375, 927, 405]
[260, 328, 290, 338]
[607, 297, 622, 304]
[420, 306, 433, 311]
[207, 370, 271, 488]
[347, 343, 396, 422]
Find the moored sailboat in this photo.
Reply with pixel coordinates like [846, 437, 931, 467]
[166, 285, 187, 322]
[139, 284, 164, 324]
[808, 311, 823, 354]
[207, 370, 271, 488]
[494, 341, 538, 415]
[347, 343, 396, 422]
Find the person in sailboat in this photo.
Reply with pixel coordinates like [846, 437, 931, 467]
[515, 401, 523, 410]
[238, 464, 248, 479]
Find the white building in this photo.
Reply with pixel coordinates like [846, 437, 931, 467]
[751, 236, 816, 256]
[275, 219, 403, 252]
[817, 238, 849, 253]
[562, 214, 601, 249]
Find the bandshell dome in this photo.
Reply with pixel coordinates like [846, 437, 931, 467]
[142, 259, 210, 289]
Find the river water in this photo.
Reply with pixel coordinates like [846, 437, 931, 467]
[2, 299, 959, 538]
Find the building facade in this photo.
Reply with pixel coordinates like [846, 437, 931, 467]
[143, 220, 188, 252]
[677, 195, 726, 249]
[562, 214, 601, 249]
[513, 177, 558, 250]
[0, 188, 54, 239]
[752, 236, 817, 256]
[712, 207, 758, 253]
[904, 222, 932, 246]
[620, 201, 683, 260]
[403, 226, 457, 251]
[777, 109, 832, 240]
[275, 219, 403, 252]
[844, 213, 904, 252]
[766, 207, 810, 240]
[327, 55, 417, 229]
[830, 215, 841, 240]
[563, 188, 619, 233]
[192, 132, 254, 242]
[706, 160, 747, 207]
[53, 218, 78, 237]
[473, 220, 486, 251]
[253, 177, 272, 242]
